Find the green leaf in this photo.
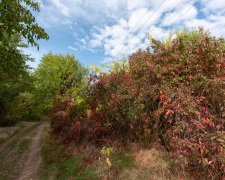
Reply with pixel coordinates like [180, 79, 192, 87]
[184, 158, 188, 165]
[217, 139, 224, 142]
[188, 107, 193, 113]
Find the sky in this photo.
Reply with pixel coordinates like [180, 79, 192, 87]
[22, 0, 225, 73]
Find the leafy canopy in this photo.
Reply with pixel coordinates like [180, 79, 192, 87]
[0, 0, 49, 80]
[0, 30, 35, 81]
[0, 0, 49, 47]
[34, 51, 90, 106]
[0, 69, 38, 126]
[89, 55, 129, 76]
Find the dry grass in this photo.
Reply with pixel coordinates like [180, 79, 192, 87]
[41, 115, 193, 180]
[47, 134, 192, 179]
[0, 121, 37, 145]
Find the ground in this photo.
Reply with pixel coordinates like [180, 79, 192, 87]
[0, 121, 48, 180]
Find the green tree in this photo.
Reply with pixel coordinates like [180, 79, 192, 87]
[0, 0, 49, 80]
[34, 51, 90, 111]
[0, 30, 35, 81]
[0, 69, 38, 126]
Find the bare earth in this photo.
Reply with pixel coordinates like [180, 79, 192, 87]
[0, 121, 48, 180]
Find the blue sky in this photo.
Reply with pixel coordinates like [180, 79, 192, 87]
[22, 0, 225, 73]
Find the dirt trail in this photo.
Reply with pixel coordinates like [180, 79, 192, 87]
[0, 121, 48, 180]
[0, 122, 37, 152]
[17, 122, 48, 180]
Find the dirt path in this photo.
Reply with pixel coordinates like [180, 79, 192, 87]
[0, 121, 48, 180]
[0, 122, 37, 152]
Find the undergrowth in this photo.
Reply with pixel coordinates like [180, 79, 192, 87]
[40, 125, 190, 180]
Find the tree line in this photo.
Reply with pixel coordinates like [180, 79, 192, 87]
[0, 0, 89, 126]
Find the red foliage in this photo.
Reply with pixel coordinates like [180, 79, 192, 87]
[49, 27, 225, 179]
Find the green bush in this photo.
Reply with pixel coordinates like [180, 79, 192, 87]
[10, 92, 41, 122]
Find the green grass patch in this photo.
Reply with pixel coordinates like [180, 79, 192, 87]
[6, 122, 42, 151]
[110, 150, 136, 169]
[17, 123, 26, 129]
[18, 131, 37, 152]
[40, 127, 98, 180]
[0, 138, 6, 145]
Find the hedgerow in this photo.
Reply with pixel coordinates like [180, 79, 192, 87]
[49, 26, 225, 179]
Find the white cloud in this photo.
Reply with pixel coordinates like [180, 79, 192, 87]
[68, 46, 78, 51]
[80, 39, 86, 44]
[102, 57, 114, 63]
[49, 0, 69, 17]
[79, 28, 86, 35]
[81, 0, 225, 59]
[61, 19, 72, 25]
[160, 3, 198, 27]
[30, 0, 225, 66]
[75, 39, 98, 53]
[201, 0, 225, 16]
[127, 0, 149, 11]
[90, 39, 102, 48]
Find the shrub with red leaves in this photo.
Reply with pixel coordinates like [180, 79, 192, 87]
[49, 26, 225, 179]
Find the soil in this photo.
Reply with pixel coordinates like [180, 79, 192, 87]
[0, 121, 48, 180]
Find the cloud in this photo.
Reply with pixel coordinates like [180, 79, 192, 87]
[61, 19, 73, 29]
[102, 57, 114, 63]
[90, 39, 102, 48]
[74, 39, 98, 53]
[83, 0, 225, 59]
[31, 0, 225, 66]
[160, 2, 198, 27]
[80, 39, 86, 44]
[79, 28, 86, 35]
[49, 0, 69, 17]
[68, 46, 78, 51]
[201, 0, 225, 16]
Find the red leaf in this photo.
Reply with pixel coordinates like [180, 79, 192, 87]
[200, 96, 206, 99]
[201, 149, 204, 155]
[195, 111, 200, 115]
[132, 156, 137, 159]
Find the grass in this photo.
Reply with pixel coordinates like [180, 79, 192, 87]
[7, 122, 42, 150]
[17, 123, 26, 129]
[0, 138, 5, 145]
[40, 128, 98, 179]
[0, 121, 31, 146]
[39, 126, 192, 180]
